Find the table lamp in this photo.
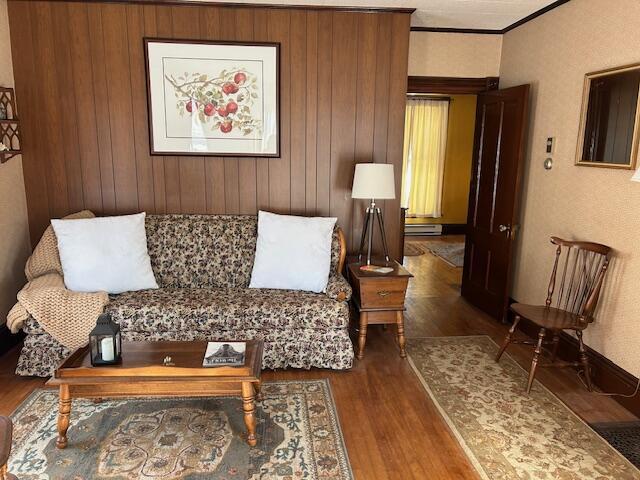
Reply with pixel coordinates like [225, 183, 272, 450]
[351, 163, 395, 266]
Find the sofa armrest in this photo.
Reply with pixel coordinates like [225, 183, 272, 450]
[325, 273, 352, 302]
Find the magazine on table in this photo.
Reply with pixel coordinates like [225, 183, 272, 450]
[202, 341, 246, 367]
[359, 265, 394, 274]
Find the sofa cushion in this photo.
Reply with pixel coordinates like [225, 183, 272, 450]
[52, 212, 158, 294]
[249, 211, 337, 293]
[145, 214, 344, 289]
[105, 287, 349, 333]
[145, 215, 257, 289]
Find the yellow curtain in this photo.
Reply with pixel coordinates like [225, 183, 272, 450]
[401, 98, 449, 217]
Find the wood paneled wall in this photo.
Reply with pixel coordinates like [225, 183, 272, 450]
[7, 1, 411, 259]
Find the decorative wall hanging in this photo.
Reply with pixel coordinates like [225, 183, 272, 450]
[145, 38, 280, 157]
[0, 87, 21, 163]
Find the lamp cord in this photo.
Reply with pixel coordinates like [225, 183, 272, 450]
[577, 369, 640, 398]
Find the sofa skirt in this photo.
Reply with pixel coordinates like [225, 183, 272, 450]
[16, 327, 354, 377]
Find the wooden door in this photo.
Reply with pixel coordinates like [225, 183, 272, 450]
[461, 85, 530, 321]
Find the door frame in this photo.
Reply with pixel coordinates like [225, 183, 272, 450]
[399, 76, 500, 261]
[407, 76, 499, 95]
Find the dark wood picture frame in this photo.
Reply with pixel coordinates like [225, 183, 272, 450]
[144, 37, 281, 158]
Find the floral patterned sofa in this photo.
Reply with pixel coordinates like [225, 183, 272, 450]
[16, 214, 354, 376]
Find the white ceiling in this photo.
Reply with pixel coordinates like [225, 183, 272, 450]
[410, 0, 559, 30]
[410, 0, 554, 30]
[201, 0, 560, 30]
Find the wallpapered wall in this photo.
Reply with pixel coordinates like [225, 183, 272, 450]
[0, 0, 30, 327]
[408, 31, 502, 78]
[500, 0, 640, 377]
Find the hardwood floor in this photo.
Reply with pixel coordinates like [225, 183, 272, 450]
[0, 235, 636, 479]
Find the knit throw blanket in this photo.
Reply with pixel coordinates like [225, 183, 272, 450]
[6, 211, 109, 351]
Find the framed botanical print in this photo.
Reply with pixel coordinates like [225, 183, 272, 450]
[144, 38, 280, 157]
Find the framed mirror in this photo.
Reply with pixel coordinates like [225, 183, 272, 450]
[576, 63, 640, 169]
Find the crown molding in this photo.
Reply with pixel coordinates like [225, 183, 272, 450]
[18, 0, 415, 14]
[410, 27, 502, 35]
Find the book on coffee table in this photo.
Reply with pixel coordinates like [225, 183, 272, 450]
[202, 341, 246, 367]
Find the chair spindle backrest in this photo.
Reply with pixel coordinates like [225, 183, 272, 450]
[545, 237, 611, 322]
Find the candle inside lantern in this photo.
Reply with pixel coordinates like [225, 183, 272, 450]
[101, 337, 115, 362]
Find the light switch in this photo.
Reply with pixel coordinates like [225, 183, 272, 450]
[546, 137, 555, 154]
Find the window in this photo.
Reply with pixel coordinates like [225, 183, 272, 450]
[401, 98, 449, 217]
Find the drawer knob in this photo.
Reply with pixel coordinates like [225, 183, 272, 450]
[377, 290, 392, 297]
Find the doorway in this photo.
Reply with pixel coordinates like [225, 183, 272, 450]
[400, 76, 530, 322]
[402, 93, 475, 270]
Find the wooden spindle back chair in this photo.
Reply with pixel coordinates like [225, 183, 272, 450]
[495, 236, 612, 393]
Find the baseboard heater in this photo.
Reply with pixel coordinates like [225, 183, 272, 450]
[404, 224, 443, 236]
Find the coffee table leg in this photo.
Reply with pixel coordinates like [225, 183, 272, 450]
[242, 382, 257, 447]
[56, 384, 71, 449]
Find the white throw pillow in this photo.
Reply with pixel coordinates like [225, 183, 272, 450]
[52, 212, 158, 294]
[249, 211, 337, 293]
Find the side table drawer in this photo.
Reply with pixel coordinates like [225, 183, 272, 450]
[359, 278, 408, 308]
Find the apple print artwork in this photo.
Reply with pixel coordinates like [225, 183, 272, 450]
[203, 103, 215, 116]
[185, 100, 197, 113]
[165, 68, 261, 136]
[220, 121, 233, 133]
[226, 101, 238, 114]
[222, 82, 239, 95]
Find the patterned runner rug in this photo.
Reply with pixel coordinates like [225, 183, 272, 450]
[9, 380, 352, 480]
[407, 336, 640, 480]
[424, 241, 465, 267]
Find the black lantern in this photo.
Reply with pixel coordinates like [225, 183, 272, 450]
[89, 313, 122, 366]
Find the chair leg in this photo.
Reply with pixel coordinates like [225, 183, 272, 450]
[577, 330, 593, 392]
[550, 332, 560, 363]
[495, 315, 521, 363]
[526, 328, 546, 394]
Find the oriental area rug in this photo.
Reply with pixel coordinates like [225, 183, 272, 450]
[9, 380, 352, 480]
[407, 335, 640, 480]
[424, 241, 465, 267]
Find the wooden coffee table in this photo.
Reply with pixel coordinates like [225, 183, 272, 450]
[46, 340, 263, 449]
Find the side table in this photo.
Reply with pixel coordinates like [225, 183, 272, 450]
[347, 259, 413, 359]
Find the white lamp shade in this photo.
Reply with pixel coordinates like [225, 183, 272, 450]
[351, 163, 396, 200]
